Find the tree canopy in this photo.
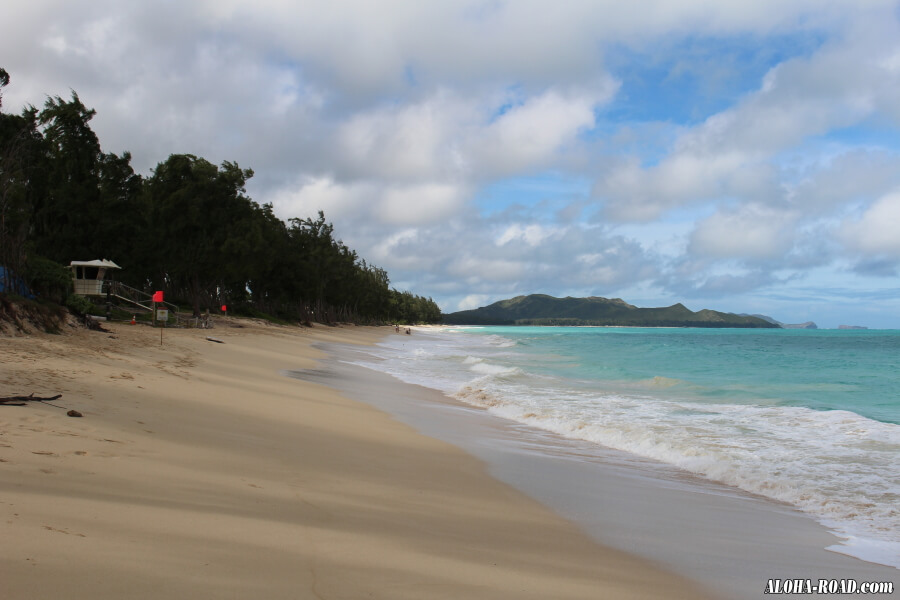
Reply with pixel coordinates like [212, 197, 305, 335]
[0, 68, 440, 324]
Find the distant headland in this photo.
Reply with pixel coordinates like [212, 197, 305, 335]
[442, 294, 779, 328]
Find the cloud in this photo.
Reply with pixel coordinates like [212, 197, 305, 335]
[595, 153, 779, 221]
[380, 183, 469, 225]
[4, 0, 900, 324]
[594, 11, 900, 223]
[471, 85, 613, 175]
[655, 257, 784, 299]
[333, 92, 469, 181]
[272, 177, 470, 226]
[689, 204, 799, 260]
[495, 223, 555, 247]
[852, 258, 899, 278]
[271, 177, 376, 222]
[331, 85, 612, 185]
[456, 294, 495, 311]
[841, 190, 900, 257]
[786, 150, 900, 215]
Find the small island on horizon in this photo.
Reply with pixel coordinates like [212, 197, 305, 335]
[442, 294, 781, 328]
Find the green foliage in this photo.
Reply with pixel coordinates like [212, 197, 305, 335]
[65, 293, 96, 316]
[442, 294, 779, 328]
[1, 100, 45, 290]
[0, 67, 440, 326]
[25, 255, 72, 303]
[0, 67, 8, 109]
[145, 154, 259, 316]
[389, 290, 442, 324]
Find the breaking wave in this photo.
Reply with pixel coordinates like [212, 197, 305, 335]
[356, 326, 900, 569]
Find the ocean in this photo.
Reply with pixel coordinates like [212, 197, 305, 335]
[352, 326, 900, 569]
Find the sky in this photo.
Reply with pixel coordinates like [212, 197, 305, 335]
[2, 1, 900, 328]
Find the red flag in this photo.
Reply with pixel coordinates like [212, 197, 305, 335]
[221, 304, 227, 312]
[152, 291, 164, 303]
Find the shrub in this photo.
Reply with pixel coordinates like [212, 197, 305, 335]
[26, 256, 72, 303]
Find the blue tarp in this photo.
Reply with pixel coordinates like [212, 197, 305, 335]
[0, 265, 35, 298]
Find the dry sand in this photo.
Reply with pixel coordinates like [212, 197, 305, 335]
[1, 318, 715, 599]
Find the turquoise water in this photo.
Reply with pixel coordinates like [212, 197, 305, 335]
[474, 327, 900, 424]
[359, 326, 900, 568]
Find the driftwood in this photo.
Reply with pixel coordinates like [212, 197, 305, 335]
[206, 336, 224, 344]
[0, 393, 62, 406]
[0, 393, 81, 417]
[83, 314, 108, 331]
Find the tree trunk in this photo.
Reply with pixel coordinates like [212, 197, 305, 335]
[191, 271, 201, 317]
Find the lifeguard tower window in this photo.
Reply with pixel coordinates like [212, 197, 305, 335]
[70, 259, 121, 296]
[78, 267, 100, 280]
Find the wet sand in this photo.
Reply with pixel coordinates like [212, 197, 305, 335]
[305, 340, 899, 600]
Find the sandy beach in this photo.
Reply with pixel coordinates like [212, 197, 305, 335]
[318, 334, 899, 600]
[0, 319, 714, 599]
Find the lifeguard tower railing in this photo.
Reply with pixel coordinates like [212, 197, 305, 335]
[105, 281, 186, 325]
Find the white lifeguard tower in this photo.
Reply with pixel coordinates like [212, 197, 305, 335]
[69, 259, 121, 296]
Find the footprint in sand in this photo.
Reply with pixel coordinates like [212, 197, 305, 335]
[31, 451, 58, 456]
[52, 430, 82, 438]
[42, 525, 86, 537]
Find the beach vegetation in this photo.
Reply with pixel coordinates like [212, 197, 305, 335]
[0, 68, 441, 327]
[64, 293, 96, 317]
[24, 255, 73, 304]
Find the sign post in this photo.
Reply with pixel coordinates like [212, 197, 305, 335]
[152, 291, 165, 345]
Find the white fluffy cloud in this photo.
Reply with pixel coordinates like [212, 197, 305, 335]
[595, 12, 900, 223]
[471, 86, 612, 176]
[273, 177, 470, 226]
[332, 85, 611, 185]
[4, 0, 900, 324]
[841, 190, 900, 257]
[334, 93, 468, 181]
[495, 223, 555, 247]
[689, 204, 800, 260]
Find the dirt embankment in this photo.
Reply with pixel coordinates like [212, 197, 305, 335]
[0, 295, 74, 335]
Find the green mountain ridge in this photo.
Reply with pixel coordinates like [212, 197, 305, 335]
[442, 294, 780, 328]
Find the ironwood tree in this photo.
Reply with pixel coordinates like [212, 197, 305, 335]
[0, 68, 441, 324]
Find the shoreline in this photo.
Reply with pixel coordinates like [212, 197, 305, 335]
[1, 320, 714, 599]
[313, 334, 899, 599]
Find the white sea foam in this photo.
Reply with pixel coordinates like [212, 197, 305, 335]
[468, 362, 522, 377]
[355, 327, 900, 569]
[483, 334, 517, 348]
